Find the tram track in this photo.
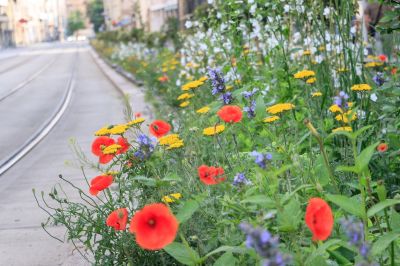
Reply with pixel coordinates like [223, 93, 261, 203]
[0, 49, 79, 176]
[0, 55, 39, 75]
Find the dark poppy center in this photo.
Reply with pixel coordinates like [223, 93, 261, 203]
[153, 125, 159, 131]
[148, 218, 156, 228]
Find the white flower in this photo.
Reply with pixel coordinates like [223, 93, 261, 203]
[250, 4, 257, 15]
[350, 26, 356, 34]
[185, 20, 192, 29]
[323, 7, 330, 16]
[207, 0, 214, 4]
[217, 12, 222, 19]
[370, 93, 378, 102]
[284, 4, 290, 13]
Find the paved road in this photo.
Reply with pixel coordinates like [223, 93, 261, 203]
[0, 42, 135, 265]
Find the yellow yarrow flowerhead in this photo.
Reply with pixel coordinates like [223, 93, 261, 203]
[332, 126, 353, 133]
[181, 80, 204, 91]
[263, 116, 280, 123]
[306, 77, 316, 84]
[159, 134, 184, 150]
[225, 85, 233, 91]
[102, 144, 122, 155]
[180, 101, 190, 108]
[329, 104, 343, 113]
[351, 84, 372, 91]
[266, 103, 295, 114]
[203, 125, 225, 136]
[95, 126, 111, 136]
[198, 76, 208, 82]
[127, 118, 145, 126]
[162, 193, 182, 203]
[196, 106, 210, 114]
[335, 110, 357, 123]
[177, 93, 194, 100]
[294, 70, 315, 79]
[347, 102, 354, 108]
[303, 50, 311, 56]
[338, 68, 348, 73]
[311, 92, 322, 97]
[364, 61, 383, 68]
[109, 124, 129, 135]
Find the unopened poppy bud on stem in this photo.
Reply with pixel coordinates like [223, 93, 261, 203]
[304, 119, 319, 138]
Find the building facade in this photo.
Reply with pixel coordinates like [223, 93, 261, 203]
[0, 0, 67, 48]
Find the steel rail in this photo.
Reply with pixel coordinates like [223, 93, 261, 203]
[0, 51, 79, 176]
[0, 55, 39, 75]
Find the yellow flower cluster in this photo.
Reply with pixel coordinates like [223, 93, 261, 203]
[364, 62, 383, 68]
[351, 84, 372, 91]
[332, 127, 353, 133]
[311, 92, 322, 97]
[335, 110, 357, 123]
[303, 50, 311, 56]
[306, 77, 316, 84]
[196, 106, 210, 114]
[108, 124, 129, 135]
[177, 93, 194, 100]
[203, 125, 225, 136]
[127, 118, 145, 126]
[294, 70, 315, 79]
[266, 103, 295, 114]
[158, 134, 184, 150]
[102, 144, 122, 155]
[182, 79, 205, 91]
[263, 116, 280, 123]
[95, 118, 145, 136]
[162, 193, 182, 203]
[328, 104, 343, 113]
[179, 101, 190, 108]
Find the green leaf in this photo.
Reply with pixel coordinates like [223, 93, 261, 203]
[240, 195, 275, 208]
[307, 255, 329, 266]
[326, 194, 363, 218]
[213, 252, 237, 266]
[355, 142, 379, 172]
[164, 242, 200, 265]
[204, 246, 248, 258]
[176, 200, 200, 223]
[315, 155, 331, 186]
[255, 95, 265, 119]
[371, 232, 400, 256]
[390, 209, 400, 232]
[131, 175, 156, 186]
[367, 199, 400, 217]
[352, 125, 373, 140]
[335, 165, 359, 174]
[277, 198, 302, 232]
[306, 239, 342, 264]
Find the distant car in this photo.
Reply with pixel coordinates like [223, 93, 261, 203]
[77, 36, 87, 41]
[66, 36, 77, 42]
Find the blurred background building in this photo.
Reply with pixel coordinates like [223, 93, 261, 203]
[0, 0, 68, 48]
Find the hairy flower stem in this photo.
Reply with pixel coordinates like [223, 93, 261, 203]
[304, 119, 339, 193]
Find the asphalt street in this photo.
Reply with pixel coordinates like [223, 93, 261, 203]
[0, 42, 140, 265]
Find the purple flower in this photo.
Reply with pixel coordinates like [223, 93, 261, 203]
[233, 173, 251, 186]
[341, 217, 376, 264]
[333, 91, 350, 108]
[220, 92, 233, 104]
[243, 100, 256, 118]
[135, 134, 155, 160]
[240, 223, 291, 266]
[251, 151, 272, 169]
[242, 88, 259, 99]
[372, 72, 385, 86]
[208, 67, 226, 95]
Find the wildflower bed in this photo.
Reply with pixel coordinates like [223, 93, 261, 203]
[38, 1, 400, 265]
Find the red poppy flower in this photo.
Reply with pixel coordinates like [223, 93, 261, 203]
[129, 203, 179, 250]
[116, 137, 129, 154]
[135, 112, 142, 118]
[106, 208, 128, 231]
[305, 198, 333, 241]
[391, 68, 397, 75]
[377, 143, 388, 153]
[89, 175, 113, 196]
[149, 120, 171, 138]
[378, 54, 387, 62]
[91, 136, 116, 164]
[197, 165, 226, 185]
[217, 105, 243, 123]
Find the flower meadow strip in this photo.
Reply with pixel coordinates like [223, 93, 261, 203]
[35, 0, 400, 265]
